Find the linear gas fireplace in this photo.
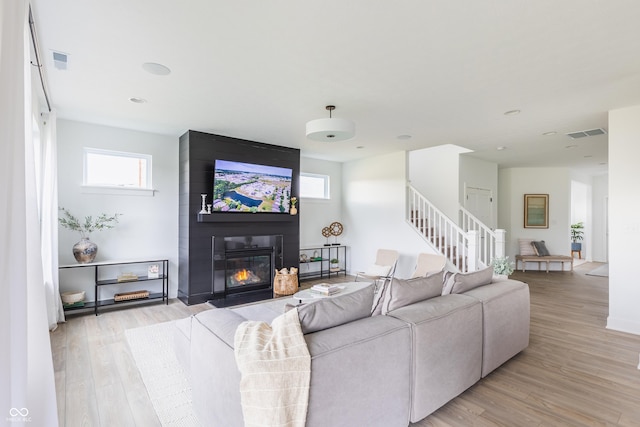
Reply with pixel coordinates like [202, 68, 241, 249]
[210, 235, 284, 306]
[225, 247, 273, 293]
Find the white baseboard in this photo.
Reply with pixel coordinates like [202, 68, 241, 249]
[606, 316, 640, 336]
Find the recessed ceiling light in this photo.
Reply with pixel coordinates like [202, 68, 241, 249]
[584, 155, 593, 158]
[356, 146, 364, 149]
[397, 134, 412, 140]
[599, 162, 607, 165]
[497, 146, 506, 151]
[142, 62, 171, 76]
[565, 144, 577, 149]
[543, 131, 557, 136]
[129, 97, 147, 104]
[504, 109, 521, 116]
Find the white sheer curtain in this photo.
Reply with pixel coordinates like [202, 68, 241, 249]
[37, 111, 65, 329]
[0, 0, 59, 424]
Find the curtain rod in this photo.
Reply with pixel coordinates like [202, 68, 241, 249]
[28, 5, 52, 112]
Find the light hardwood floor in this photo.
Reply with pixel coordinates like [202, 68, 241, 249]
[51, 266, 640, 426]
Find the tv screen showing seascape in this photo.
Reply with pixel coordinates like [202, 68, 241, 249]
[213, 160, 293, 213]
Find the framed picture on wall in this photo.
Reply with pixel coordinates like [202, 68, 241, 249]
[524, 194, 549, 228]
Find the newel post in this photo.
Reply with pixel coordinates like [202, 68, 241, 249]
[467, 230, 478, 271]
[494, 229, 506, 259]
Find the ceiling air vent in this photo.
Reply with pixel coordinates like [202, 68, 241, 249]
[52, 51, 68, 70]
[566, 128, 607, 139]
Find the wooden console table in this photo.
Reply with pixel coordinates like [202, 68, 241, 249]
[59, 259, 169, 315]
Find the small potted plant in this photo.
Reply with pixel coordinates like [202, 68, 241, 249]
[330, 258, 340, 271]
[59, 207, 121, 264]
[491, 256, 514, 280]
[571, 222, 584, 251]
[290, 197, 298, 215]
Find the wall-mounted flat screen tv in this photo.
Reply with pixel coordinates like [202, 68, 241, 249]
[212, 160, 293, 213]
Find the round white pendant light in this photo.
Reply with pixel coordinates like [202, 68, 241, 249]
[306, 105, 355, 142]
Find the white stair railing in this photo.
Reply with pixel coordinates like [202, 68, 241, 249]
[459, 206, 505, 267]
[407, 185, 506, 272]
[407, 185, 471, 272]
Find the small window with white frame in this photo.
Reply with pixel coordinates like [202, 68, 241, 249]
[83, 148, 152, 191]
[300, 173, 330, 199]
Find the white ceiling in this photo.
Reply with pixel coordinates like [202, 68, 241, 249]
[31, 1, 640, 172]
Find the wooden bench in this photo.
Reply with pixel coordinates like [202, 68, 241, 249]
[515, 255, 573, 273]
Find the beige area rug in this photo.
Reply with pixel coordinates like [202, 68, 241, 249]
[125, 321, 201, 427]
[125, 298, 291, 426]
[586, 263, 609, 277]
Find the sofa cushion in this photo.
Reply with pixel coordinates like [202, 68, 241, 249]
[380, 273, 444, 315]
[442, 266, 493, 295]
[518, 238, 537, 256]
[531, 240, 551, 256]
[297, 284, 375, 334]
[371, 278, 389, 316]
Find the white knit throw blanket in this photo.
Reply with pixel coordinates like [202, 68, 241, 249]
[234, 308, 311, 427]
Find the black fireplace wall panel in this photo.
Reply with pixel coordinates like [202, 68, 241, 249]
[178, 130, 300, 305]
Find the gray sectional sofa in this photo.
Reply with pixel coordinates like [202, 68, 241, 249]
[174, 268, 530, 426]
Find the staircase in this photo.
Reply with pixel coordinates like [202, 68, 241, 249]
[407, 185, 505, 272]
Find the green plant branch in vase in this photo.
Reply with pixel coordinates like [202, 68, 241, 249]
[491, 256, 515, 277]
[58, 207, 121, 263]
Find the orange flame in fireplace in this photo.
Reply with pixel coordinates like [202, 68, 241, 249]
[235, 269, 249, 282]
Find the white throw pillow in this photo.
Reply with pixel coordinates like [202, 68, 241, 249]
[518, 238, 536, 256]
[365, 264, 392, 277]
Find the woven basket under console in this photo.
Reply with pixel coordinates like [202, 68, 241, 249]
[114, 290, 150, 302]
[273, 270, 298, 296]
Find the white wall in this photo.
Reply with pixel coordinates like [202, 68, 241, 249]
[343, 151, 438, 279]
[299, 157, 342, 248]
[409, 145, 467, 222]
[607, 105, 640, 335]
[498, 167, 571, 270]
[459, 155, 499, 229]
[591, 174, 608, 262]
[57, 120, 179, 299]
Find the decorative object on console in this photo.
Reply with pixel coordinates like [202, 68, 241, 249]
[117, 272, 139, 282]
[72, 238, 98, 264]
[61, 290, 85, 305]
[58, 207, 121, 264]
[306, 105, 355, 142]
[114, 290, 150, 302]
[329, 221, 343, 245]
[330, 258, 339, 271]
[322, 226, 332, 246]
[148, 264, 160, 279]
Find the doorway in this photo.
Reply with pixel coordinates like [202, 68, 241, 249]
[465, 186, 494, 229]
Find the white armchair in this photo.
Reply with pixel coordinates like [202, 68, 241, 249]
[355, 249, 399, 288]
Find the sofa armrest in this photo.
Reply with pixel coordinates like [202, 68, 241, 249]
[192, 308, 247, 349]
[463, 280, 530, 377]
